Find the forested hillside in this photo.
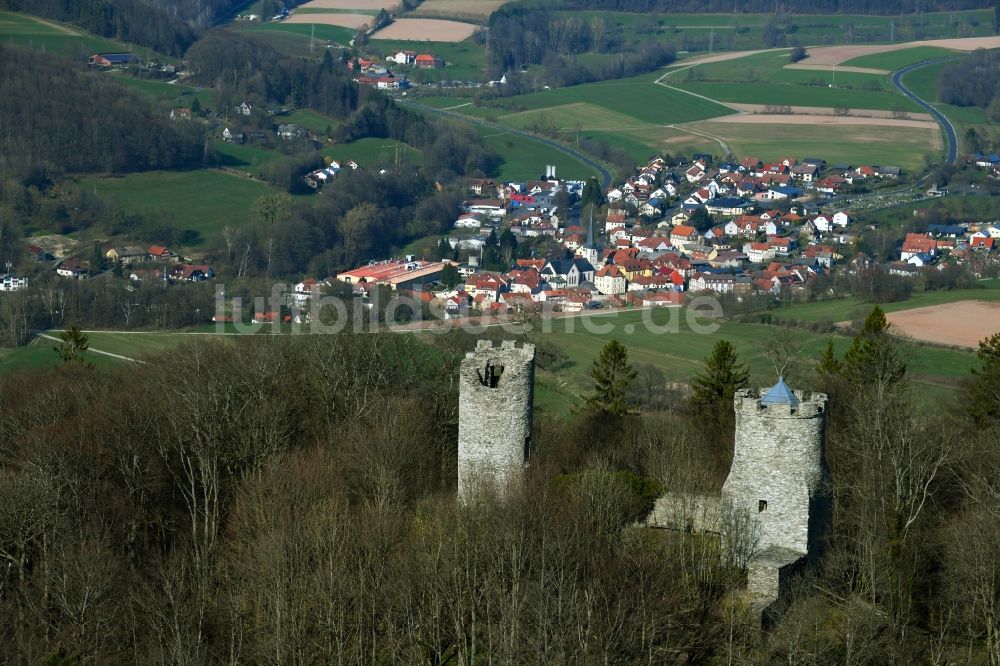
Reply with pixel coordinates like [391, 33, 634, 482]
[939, 48, 1000, 115]
[0, 319, 999, 662]
[0, 0, 197, 55]
[0, 46, 204, 175]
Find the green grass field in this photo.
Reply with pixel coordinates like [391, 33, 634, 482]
[684, 121, 936, 170]
[770, 283, 1000, 324]
[0, 10, 144, 59]
[488, 72, 732, 125]
[474, 126, 599, 180]
[677, 49, 887, 89]
[272, 108, 339, 134]
[235, 21, 357, 50]
[843, 45, 958, 70]
[79, 170, 277, 247]
[323, 137, 424, 167]
[672, 80, 920, 112]
[901, 59, 945, 101]
[213, 142, 284, 175]
[531, 305, 980, 414]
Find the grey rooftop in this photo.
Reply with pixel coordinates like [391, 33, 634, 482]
[760, 377, 800, 406]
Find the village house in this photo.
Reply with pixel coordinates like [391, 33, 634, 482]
[0, 274, 28, 292]
[56, 258, 87, 279]
[669, 225, 701, 252]
[688, 272, 753, 294]
[900, 233, 938, 261]
[594, 264, 628, 295]
[106, 246, 147, 266]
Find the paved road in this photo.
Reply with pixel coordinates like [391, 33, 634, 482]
[890, 56, 964, 166]
[398, 98, 613, 189]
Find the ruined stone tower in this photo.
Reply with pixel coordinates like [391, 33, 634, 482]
[722, 379, 829, 607]
[723, 379, 829, 557]
[457, 340, 535, 499]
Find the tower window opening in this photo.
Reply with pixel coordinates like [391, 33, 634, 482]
[758, 499, 768, 513]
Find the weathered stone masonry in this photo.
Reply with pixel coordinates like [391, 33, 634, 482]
[646, 379, 829, 613]
[457, 340, 535, 500]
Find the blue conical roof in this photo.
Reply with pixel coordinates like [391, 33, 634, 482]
[761, 377, 799, 406]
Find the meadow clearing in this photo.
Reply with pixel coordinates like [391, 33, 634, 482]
[0, 10, 140, 58]
[78, 170, 278, 247]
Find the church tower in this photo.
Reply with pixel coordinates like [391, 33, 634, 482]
[457, 340, 535, 500]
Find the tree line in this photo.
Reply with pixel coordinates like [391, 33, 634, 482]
[503, 0, 992, 15]
[486, 8, 678, 78]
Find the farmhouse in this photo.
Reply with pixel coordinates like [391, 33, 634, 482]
[89, 53, 137, 67]
[56, 258, 87, 279]
[415, 54, 444, 68]
[106, 246, 147, 266]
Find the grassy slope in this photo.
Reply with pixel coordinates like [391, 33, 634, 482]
[213, 141, 284, 175]
[0, 10, 143, 58]
[901, 58, 992, 151]
[490, 72, 732, 124]
[685, 121, 936, 170]
[323, 137, 424, 166]
[235, 21, 357, 49]
[473, 126, 598, 180]
[78, 170, 277, 247]
[843, 45, 958, 70]
[672, 80, 920, 112]
[679, 49, 886, 88]
[772, 282, 1000, 323]
[532, 305, 979, 413]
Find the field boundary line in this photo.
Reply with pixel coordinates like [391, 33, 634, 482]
[654, 65, 745, 114]
[36, 333, 146, 364]
[667, 123, 732, 155]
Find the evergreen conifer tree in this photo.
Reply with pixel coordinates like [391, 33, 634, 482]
[585, 339, 638, 416]
[967, 332, 1000, 425]
[54, 325, 89, 364]
[843, 306, 906, 387]
[690, 339, 749, 422]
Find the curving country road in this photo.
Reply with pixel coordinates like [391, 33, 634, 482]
[890, 56, 964, 166]
[398, 98, 613, 189]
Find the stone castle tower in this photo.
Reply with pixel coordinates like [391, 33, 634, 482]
[722, 379, 829, 559]
[457, 340, 535, 499]
[647, 378, 830, 614]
